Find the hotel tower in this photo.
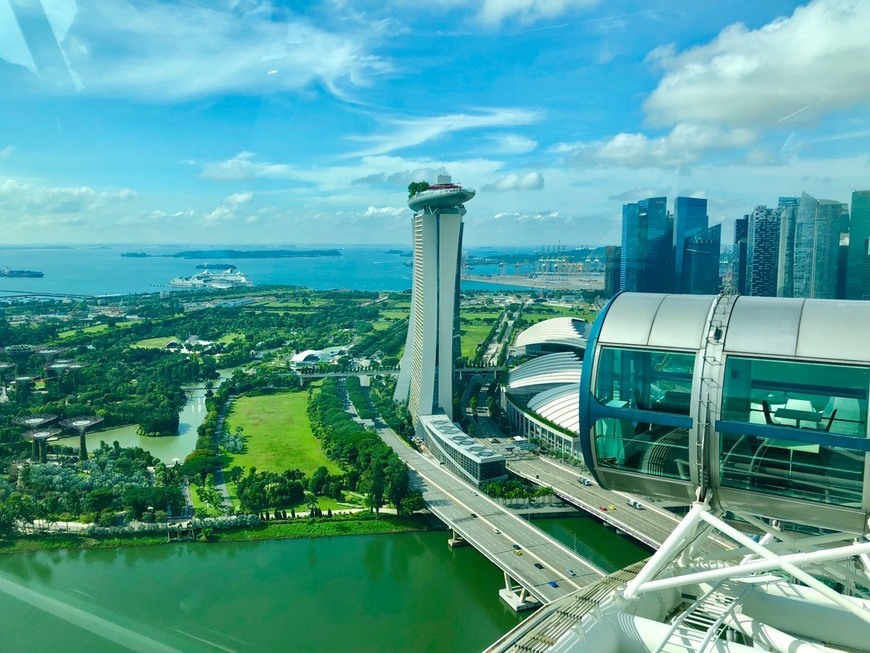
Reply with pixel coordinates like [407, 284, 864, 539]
[394, 175, 475, 426]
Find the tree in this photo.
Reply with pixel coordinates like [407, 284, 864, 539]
[399, 491, 426, 515]
[360, 466, 385, 516]
[304, 491, 318, 515]
[384, 458, 409, 511]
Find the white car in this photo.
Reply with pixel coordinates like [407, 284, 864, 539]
[493, 528, 501, 534]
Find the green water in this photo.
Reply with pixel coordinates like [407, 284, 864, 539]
[0, 518, 649, 652]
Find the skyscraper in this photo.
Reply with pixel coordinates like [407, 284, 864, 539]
[672, 196, 708, 293]
[603, 245, 621, 298]
[792, 192, 844, 299]
[776, 197, 799, 297]
[732, 215, 748, 295]
[620, 196, 671, 293]
[682, 223, 721, 294]
[746, 206, 780, 297]
[846, 190, 870, 300]
[394, 175, 475, 425]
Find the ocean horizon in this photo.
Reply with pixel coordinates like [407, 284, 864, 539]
[0, 244, 531, 297]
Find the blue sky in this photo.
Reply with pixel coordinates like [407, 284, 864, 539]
[1, 0, 869, 247]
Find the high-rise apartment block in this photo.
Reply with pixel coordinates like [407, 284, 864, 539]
[746, 206, 780, 297]
[776, 197, 799, 297]
[394, 175, 474, 425]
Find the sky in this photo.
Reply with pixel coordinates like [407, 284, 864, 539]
[1, 0, 869, 248]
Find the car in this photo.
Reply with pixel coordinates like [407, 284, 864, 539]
[492, 528, 500, 534]
[472, 491, 478, 496]
[533, 563, 544, 569]
[512, 544, 521, 550]
[628, 500, 644, 510]
[608, 504, 616, 510]
[579, 477, 592, 486]
[513, 550, 523, 556]
[470, 513, 477, 518]
[598, 505, 608, 511]
[548, 581, 559, 588]
[566, 569, 577, 577]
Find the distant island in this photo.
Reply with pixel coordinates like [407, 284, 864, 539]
[173, 249, 341, 259]
[122, 249, 341, 259]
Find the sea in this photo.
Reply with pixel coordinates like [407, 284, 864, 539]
[0, 244, 524, 297]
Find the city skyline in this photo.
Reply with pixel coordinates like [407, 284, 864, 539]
[2, 1, 870, 247]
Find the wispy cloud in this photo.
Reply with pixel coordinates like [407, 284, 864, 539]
[347, 108, 542, 157]
[200, 152, 296, 182]
[487, 134, 538, 155]
[57, 2, 390, 101]
[0, 146, 13, 159]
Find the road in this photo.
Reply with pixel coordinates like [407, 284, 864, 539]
[374, 419, 605, 603]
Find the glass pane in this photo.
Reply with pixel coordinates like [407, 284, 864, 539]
[720, 432, 865, 507]
[594, 418, 690, 480]
[722, 356, 869, 437]
[594, 347, 695, 415]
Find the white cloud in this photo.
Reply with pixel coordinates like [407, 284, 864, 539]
[0, 146, 13, 160]
[487, 133, 538, 155]
[200, 152, 295, 182]
[644, 0, 870, 129]
[555, 123, 755, 169]
[225, 192, 254, 205]
[478, 0, 600, 25]
[364, 206, 407, 217]
[58, 2, 390, 101]
[347, 108, 542, 157]
[484, 171, 544, 191]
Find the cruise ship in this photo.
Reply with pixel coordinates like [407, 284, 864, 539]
[169, 268, 252, 290]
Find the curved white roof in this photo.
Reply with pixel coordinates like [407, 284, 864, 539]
[291, 349, 324, 363]
[508, 351, 582, 391]
[527, 384, 580, 434]
[514, 317, 590, 351]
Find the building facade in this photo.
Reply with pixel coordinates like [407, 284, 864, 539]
[746, 206, 780, 296]
[620, 196, 671, 293]
[776, 196, 799, 297]
[394, 176, 474, 424]
[682, 223, 721, 294]
[672, 196, 709, 293]
[793, 192, 844, 299]
[847, 190, 870, 300]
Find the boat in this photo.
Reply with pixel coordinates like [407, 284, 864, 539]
[0, 268, 44, 278]
[169, 268, 252, 289]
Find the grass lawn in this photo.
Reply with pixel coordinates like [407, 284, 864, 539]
[224, 392, 341, 476]
[57, 321, 138, 339]
[461, 324, 495, 360]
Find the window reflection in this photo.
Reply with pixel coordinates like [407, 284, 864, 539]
[592, 347, 694, 480]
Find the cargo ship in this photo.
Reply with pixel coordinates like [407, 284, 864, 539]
[0, 268, 44, 278]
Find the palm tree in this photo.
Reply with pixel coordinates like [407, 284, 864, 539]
[304, 491, 318, 516]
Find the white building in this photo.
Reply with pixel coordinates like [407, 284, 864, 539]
[394, 175, 475, 426]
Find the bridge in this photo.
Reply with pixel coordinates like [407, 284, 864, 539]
[374, 419, 606, 610]
[506, 456, 682, 549]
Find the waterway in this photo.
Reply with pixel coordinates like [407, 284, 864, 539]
[0, 516, 648, 652]
[82, 369, 233, 464]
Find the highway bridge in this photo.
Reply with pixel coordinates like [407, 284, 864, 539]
[374, 419, 606, 610]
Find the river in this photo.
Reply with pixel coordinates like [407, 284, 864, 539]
[0, 516, 649, 652]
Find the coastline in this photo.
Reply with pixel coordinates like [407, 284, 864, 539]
[0, 514, 430, 555]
